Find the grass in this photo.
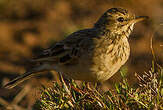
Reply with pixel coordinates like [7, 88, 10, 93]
[33, 62, 163, 110]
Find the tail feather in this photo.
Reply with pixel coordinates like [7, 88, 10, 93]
[4, 64, 50, 89]
[4, 71, 35, 89]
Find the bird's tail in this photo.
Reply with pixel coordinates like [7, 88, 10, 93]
[4, 64, 49, 89]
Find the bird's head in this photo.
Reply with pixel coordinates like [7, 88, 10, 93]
[94, 8, 148, 36]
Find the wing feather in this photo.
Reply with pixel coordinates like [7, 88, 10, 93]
[32, 29, 96, 64]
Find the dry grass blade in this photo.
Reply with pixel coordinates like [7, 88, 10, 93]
[34, 66, 162, 110]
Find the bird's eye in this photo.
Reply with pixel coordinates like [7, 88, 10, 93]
[117, 17, 124, 22]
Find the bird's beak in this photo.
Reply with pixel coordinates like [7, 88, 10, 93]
[129, 16, 148, 24]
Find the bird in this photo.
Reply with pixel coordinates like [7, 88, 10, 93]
[4, 8, 148, 89]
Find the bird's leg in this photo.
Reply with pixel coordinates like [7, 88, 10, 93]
[95, 82, 101, 89]
[86, 82, 93, 91]
[58, 72, 76, 105]
[58, 72, 71, 95]
[86, 82, 102, 92]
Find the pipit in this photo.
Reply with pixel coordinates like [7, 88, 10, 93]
[4, 8, 148, 89]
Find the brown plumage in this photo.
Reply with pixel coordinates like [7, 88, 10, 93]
[4, 8, 148, 89]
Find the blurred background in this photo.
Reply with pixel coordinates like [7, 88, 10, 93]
[0, 0, 162, 109]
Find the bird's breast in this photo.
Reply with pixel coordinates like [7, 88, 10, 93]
[91, 36, 130, 81]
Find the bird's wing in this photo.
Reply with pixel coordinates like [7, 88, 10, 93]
[4, 29, 96, 89]
[32, 29, 96, 65]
